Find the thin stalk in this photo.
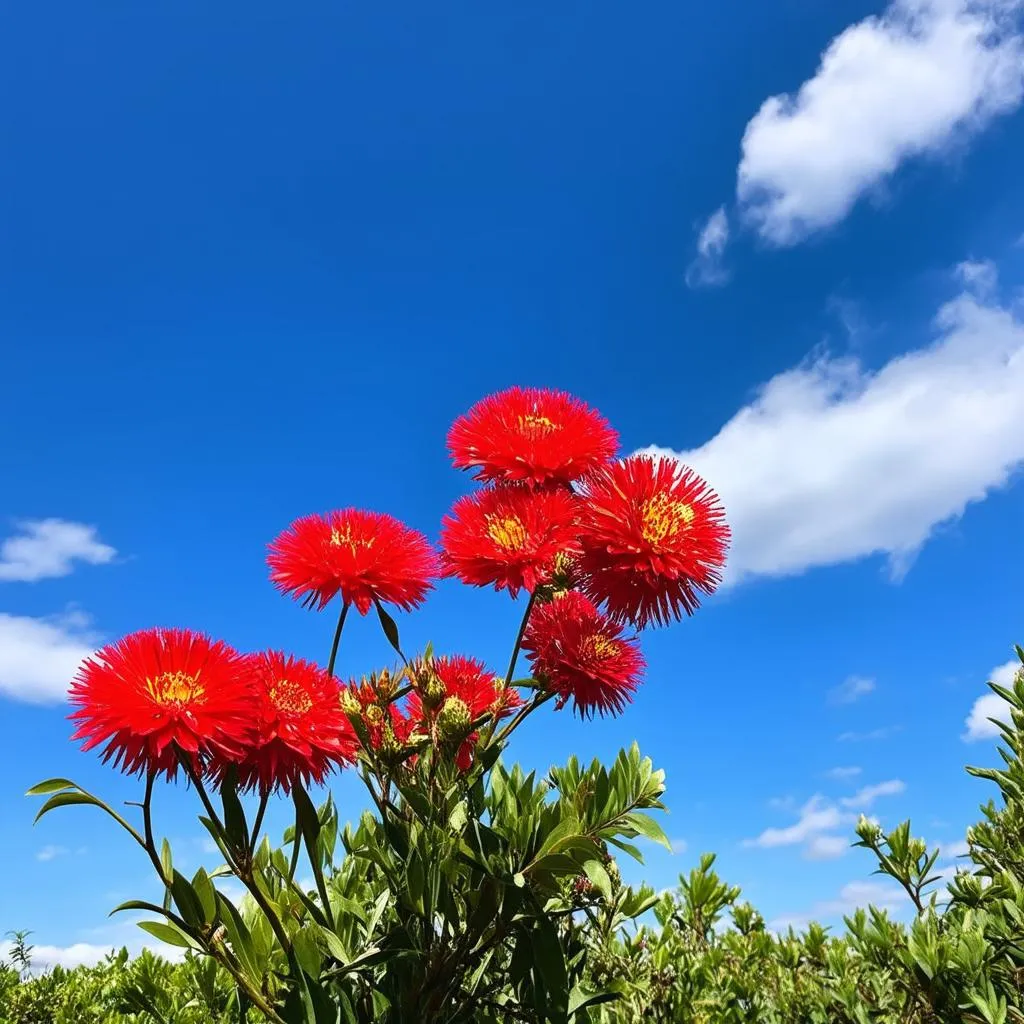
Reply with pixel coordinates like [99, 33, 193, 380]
[141, 771, 169, 886]
[480, 592, 537, 750]
[247, 791, 270, 860]
[326, 600, 350, 678]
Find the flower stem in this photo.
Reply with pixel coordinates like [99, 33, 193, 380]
[326, 600, 350, 678]
[480, 591, 538, 752]
[247, 791, 270, 859]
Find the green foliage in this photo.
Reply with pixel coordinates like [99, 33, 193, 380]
[17, 645, 1024, 1022]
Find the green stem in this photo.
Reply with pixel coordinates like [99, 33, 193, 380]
[326, 600, 350, 678]
[141, 771, 169, 886]
[247, 791, 270, 859]
[288, 805, 302, 881]
[480, 592, 538, 751]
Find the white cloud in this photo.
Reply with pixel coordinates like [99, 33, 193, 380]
[640, 287, 1024, 585]
[743, 795, 855, 856]
[36, 845, 69, 862]
[686, 206, 730, 287]
[964, 658, 1022, 739]
[839, 779, 907, 808]
[670, 837, 689, 854]
[806, 834, 850, 860]
[830, 676, 876, 704]
[736, 0, 1024, 245]
[826, 766, 863, 780]
[0, 519, 116, 582]
[0, 612, 98, 704]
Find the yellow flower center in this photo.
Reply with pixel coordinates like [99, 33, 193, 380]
[330, 527, 373, 553]
[487, 515, 528, 551]
[580, 634, 619, 663]
[364, 704, 385, 726]
[147, 671, 204, 706]
[639, 495, 694, 546]
[518, 413, 560, 438]
[268, 677, 313, 716]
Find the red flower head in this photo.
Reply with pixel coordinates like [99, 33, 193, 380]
[578, 455, 729, 627]
[440, 486, 581, 597]
[406, 655, 521, 772]
[268, 509, 438, 614]
[69, 628, 255, 780]
[223, 651, 358, 795]
[447, 387, 619, 487]
[522, 592, 644, 717]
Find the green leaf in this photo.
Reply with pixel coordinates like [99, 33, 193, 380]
[219, 767, 248, 851]
[170, 870, 206, 928]
[582, 859, 613, 901]
[375, 601, 402, 656]
[532, 916, 569, 1024]
[26, 778, 78, 796]
[191, 867, 217, 923]
[34, 790, 109, 823]
[625, 812, 672, 851]
[160, 838, 173, 879]
[136, 920, 199, 950]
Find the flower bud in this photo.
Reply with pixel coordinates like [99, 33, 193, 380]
[436, 696, 472, 742]
[340, 690, 362, 716]
[375, 667, 397, 700]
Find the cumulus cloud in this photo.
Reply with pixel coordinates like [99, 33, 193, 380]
[640, 286, 1024, 585]
[829, 676, 877, 705]
[0, 611, 98, 703]
[735, 0, 1024, 245]
[686, 207, 730, 287]
[964, 658, 1022, 739]
[0, 519, 116, 582]
[839, 779, 907, 808]
[957, 258, 1000, 296]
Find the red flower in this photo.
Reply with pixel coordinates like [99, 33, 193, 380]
[223, 652, 357, 795]
[522, 592, 644, 717]
[406, 655, 521, 771]
[268, 509, 438, 614]
[69, 628, 255, 780]
[447, 387, 619, 487]
[579, 455, 729, 627]
[440, 486, 581, 596]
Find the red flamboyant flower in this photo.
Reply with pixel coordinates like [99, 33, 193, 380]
[69, 628, 255, 780]
[447, 387, 619, 487]
[268, 509, 438, 614]
[522, 592, 644, 717]
[440, 486, 581, 596]
[406, 655, 521, 771]
[223, 652, 357, 795]
[579, 455, 729, 627]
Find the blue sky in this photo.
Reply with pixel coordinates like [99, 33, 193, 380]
[2, 0, 1024, 965]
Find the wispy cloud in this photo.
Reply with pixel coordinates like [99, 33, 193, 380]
[686, 207, 730, 287]
[0, 519, 116, 582]
[36, 845, 69, 862]
[839, 779, 906, 809]
[770, 879, 911, 932]
[826, 766, 862, 781]
[829, 676, 876, 705]
[838, 726, 902, 743]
